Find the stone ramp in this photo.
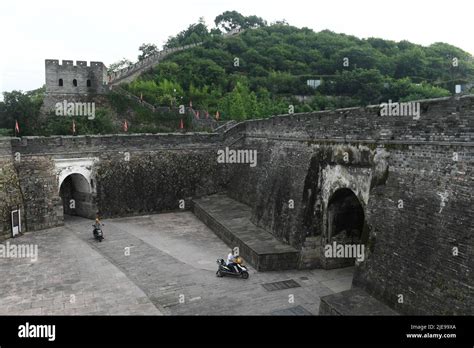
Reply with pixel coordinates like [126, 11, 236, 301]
[192, 194, 299, 271]
[318, 287, 399, 315]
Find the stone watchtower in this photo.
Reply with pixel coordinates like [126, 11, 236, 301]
[45, 59, 108, 95]
[41, 60, 108, 115]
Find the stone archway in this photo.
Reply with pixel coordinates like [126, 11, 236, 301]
[59, 172, 96, 219]
[54, 157, 98, 220]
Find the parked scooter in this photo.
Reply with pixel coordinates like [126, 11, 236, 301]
[216, 256, 249, 279]
[92, 221, 104, 242]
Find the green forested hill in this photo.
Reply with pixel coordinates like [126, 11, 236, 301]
[122, 12, 474, 121]
[1, 11, 474, 135]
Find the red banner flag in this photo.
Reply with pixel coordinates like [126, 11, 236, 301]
[179, 118, 184, 129]
[14, 120, 20, 135]
[123, 120, 128, 132]
[195, 110, 200, 119]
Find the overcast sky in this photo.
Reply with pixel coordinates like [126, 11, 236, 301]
[1, 0, 473, 99]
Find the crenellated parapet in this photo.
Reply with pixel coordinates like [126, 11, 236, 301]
[45, 59, 108, 95]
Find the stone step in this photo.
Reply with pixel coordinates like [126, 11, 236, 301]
[319, 287, 399, 315]
[192, 194, 299, 271]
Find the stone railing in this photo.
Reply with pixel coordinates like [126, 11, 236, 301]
[213, 120, 237, 133]
[108, 43, 203, 85]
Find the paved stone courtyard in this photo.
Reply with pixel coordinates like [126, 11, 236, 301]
[0, 212, 353, 315]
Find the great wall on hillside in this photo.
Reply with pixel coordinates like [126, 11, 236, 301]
[0, 24, 472, 317]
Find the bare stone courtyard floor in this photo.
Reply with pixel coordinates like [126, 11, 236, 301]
[0, 212, 353, 315]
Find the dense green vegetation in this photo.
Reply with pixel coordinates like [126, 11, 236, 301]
[124, 11, 473, 121]
[1, 10, 473, 135]
[0, 88, 44, 136]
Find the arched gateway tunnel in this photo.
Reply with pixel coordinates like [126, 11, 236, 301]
[325, 188, 368, 269]
[55, 158, 98, 219]
[327, 188, 365, 245]
[2, 95, 472, 315]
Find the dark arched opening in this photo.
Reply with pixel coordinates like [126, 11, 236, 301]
[72, 79, 78, 87]
[325, 188, 368, 268]
[86, 79, 91, 87]
[58, 78, 63, 86]
[59, 173, 95, 219]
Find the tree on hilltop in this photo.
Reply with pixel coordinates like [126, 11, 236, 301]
[164, 21, 210, 49]
[138, 43, 158, 61]
[108, 58, 133, 73]
[214, 11, 266, 32]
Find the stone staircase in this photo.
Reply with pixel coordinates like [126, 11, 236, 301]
[192, 194, 299, 271]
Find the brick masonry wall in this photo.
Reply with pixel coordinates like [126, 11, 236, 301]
[238, 95, 473, 142]
[40, 94, 108, 117]
[353, 143, 473, 315]
[45, 60, 107, 95]
[95, 149, 231, 218]
[225, 139, 472, 314]
[11, 133, 222, 157]
[0, 139, 24, 241]
[226, 138, 379, 253]
[13, 155, 63, 232]
[1, 95, 472, 315]
[9, 134, 229, 227]
[223, 95, 472, 314]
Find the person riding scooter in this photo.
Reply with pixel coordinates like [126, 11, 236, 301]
[216, 248, 249, 279]
[227, 249, 237, 273]
[92, 217, 104, 241]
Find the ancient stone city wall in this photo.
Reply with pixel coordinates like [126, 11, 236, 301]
[0, 95, 472, 314]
